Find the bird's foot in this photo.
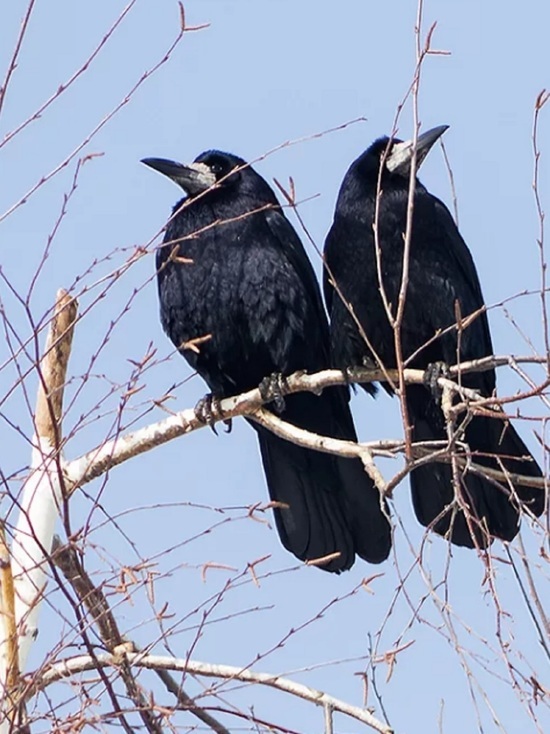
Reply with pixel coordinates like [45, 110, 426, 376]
[343, 365, 357, 385]
[361, 354, 378, 370]
[340, 365, 362, 394]
[423, 361, 451, 399]
[259, 372, 288, 413]
[195, 393, 231, 435]
[342, 358, 377, 394]
[361, 355, 380, 395]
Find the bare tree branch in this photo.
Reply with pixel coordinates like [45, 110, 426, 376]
[8, 291, 77, 676]
[0, 522, 22, 731]
[64, 357, 548, 497]
[52, 537, 231, 734]
[30, 653, 394, 734]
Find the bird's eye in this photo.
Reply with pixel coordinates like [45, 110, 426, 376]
[209, 163, 223, 176]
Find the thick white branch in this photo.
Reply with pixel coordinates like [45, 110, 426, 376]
[33, 652, 394, 734]
[9, 444, 64, 674]
[63, 356, 548, 498]
[2, 292, 77, 698]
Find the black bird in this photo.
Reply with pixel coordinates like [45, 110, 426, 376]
[323, 127, 545, 548]
[142, 150, 391, 571]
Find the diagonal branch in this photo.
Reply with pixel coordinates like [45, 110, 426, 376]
[64, 356, 548, 498]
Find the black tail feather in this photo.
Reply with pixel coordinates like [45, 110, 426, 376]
[407, 386, 545, 548]
[251, 389, 392, 571]
[257, 427, 355, 571]
[329, 391, 392, 564]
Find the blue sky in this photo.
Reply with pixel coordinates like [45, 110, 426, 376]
[1, 1, 549, 732]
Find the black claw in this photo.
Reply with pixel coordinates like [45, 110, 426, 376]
[361, 354, 378, 370]
[343, 366, 355, 385]
[341, 366, 360, 394]
[344, 360, 377, 395]
[195, 393, 224, 434]
[423, 361, 451, 399]
[259, 372, 288, 413]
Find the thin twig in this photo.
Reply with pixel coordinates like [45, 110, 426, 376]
[532, 89, 550, 369]
[0, 0, 37, 118]
[0, 4, 188, 223]
[515, 536, 550, 639]
[51, 537, 231, 734]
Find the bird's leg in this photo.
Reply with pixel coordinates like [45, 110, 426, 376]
[423, 361, 451, 400]
[362, 355, 380, 395]
[343, 365, 357, 385]
[361, 354, 378, 370]
[194, 393, 231, 435]
[259, 372, 288, 414]
[340, 365, 362, 394]
[342, 356, 378, 394]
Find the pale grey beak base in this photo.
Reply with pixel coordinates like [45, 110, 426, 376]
[385, 125, 449, 177]
[141, 158, 217, 194]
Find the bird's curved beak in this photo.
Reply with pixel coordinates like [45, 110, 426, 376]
[141, 158, 216, 194]
[386, 125, 449, 177]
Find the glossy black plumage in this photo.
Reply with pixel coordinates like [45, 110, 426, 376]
[143, 150, 391, 571]
[324, 128, 545, 548]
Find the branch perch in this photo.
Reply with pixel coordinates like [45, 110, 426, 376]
[64, 356, 548, 497]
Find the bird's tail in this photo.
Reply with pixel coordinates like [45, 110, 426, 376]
[328, 389, 393, 564]
[253, 389, 391, 572]
[407, 386, 545, 548]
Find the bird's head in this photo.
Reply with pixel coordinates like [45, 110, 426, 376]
[141, 150, 272, 201]
[364, 125, 449, 182]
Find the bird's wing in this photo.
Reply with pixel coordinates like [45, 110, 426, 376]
[322, 219, 344, 317]
[431, 196, 494, 355]
[264, 207, 358, 409]
[420, 196, 495, 396]
[265, 208, 331, 344]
